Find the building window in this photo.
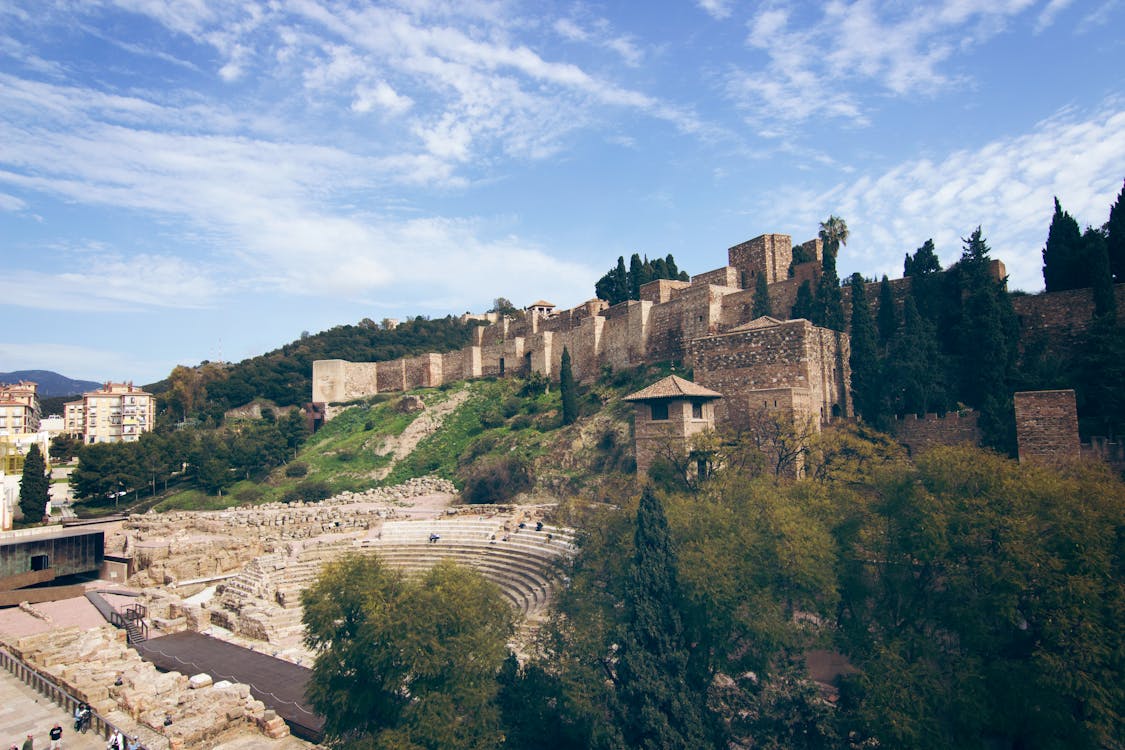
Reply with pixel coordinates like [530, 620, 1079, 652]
[651, 403, 669, 421]
[692, 402, 703, 419]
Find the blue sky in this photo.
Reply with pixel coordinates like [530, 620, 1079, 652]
[2, 0, 1123, 386]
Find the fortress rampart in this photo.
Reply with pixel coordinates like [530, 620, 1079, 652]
[314, 233, 851, 432]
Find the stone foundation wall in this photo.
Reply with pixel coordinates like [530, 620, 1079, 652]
[1014, 389, 1080, 464]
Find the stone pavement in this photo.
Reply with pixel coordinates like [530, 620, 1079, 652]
[0, 668, 105, 750]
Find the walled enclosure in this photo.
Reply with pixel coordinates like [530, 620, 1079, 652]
[312, 233, 851, 434]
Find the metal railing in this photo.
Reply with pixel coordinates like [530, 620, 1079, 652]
[0, 646, 147, 748]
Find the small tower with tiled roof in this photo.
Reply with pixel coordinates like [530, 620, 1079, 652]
[624, 375, 722, 478]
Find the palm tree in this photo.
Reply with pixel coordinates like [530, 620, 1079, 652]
[819, 215, 849, 262]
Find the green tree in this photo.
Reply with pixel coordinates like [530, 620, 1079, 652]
[629, 254, 645, 300]
[1042, 197, 1086, 291]
[886, 296, 947, 416]
[18, 443, 50, 523]
[791, 280, 815, 321]
[560, 347, 578, 426]
[837, 448, 1125, 750]
[1107, 178, 1125, 283]
[610, 487, 713, 749]
[848, 273, 882, 424]
[303, 555, 513, 749]
[1086, 226, 1116, 321]
[876, 275, 897, 349]
[751, 272, 772, 318]
[813, 252, 845, 331]
[957, 227, 1017, 452]
[903, 238, 941, 277]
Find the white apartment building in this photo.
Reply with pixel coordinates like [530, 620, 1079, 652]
[66, 382, 156, 444]
[0, 381, 41, 438]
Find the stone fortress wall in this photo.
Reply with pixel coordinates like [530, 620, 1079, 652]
[312, 229, 1125, 443]
[314, 233, 853, 432]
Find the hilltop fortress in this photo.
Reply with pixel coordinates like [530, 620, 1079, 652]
[313, 233, 851, 434]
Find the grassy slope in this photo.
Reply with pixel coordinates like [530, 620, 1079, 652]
[150, 363, 676, 512]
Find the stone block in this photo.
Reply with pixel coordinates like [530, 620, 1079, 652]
[188, 673, 212, 689]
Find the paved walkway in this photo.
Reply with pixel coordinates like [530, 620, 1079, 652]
[0, 668, 105, 750]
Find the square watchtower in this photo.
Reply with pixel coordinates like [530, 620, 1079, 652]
[728, 234, 793, 288]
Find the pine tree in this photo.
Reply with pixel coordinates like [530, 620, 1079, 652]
[1042, 197, 1086, 291]
[849, 273, 882, 424]
[18, 443, 50, 523]
[1106, 179, 1125, 283]
[612, 487, 712, 749]
[751, 272, 772, 318]
[903, 238, 941, 277]
[560, 347, 577, 426]
[877, 275, 897, 348]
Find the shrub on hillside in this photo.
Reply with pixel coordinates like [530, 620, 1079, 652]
[281, 480, 332, 504]
[459, 455, 533, 504]
[285, 461, 309, 478]
[234, 486, 265, 505]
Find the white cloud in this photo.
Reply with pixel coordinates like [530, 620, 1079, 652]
[1035, 0, 1075, 31]
[762, 104, 1125, 291]
[729, 0, 1045, 133]
[696, 0, 733, 20]
[0, 192, 26, 211]
[352, 81, 413, 115]
[1, 254, 222, 311]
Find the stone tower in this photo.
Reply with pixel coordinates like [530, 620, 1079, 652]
[728, 234, 793, 287]
[624, 375, 722, 478]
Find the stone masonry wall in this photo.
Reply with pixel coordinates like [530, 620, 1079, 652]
[889, 411, 980, 456]
[690, 319, 847, 433]
[1014, 389, 1081, 464]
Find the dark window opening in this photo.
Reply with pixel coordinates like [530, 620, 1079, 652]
[499, 358, 505, 377]
[692, 402, 703, 419]
[31, 554, 48, 571]
[651, 403, 669, 421]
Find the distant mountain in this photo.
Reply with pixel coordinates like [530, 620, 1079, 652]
[0, 370, 101, 398]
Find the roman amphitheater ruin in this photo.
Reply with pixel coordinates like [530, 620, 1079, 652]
[0, 478, 576, 748]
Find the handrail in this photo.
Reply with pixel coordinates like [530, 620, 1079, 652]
[0, 646, 147, 749]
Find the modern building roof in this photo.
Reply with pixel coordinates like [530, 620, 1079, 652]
[623, 374, 722, 402]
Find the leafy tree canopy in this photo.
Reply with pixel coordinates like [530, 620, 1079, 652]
[595, 254, 689, 305]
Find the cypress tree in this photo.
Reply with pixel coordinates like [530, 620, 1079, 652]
[813, 253, 845, 331]
[614, 257, 629, 303]
[629, 254, 645, 300]
[751, 272, 772, 318]
[791, 280, 815, 321]
[958, 228, 1017, 452]
[612, 487, 711, 749]
[559, 347, 577, 426]
[849, 273, 881, 424]
[1107, 179, 1125, 283]
[876, 275, 897, 348]
[1086, 228, 1116, 322]
[1042, 197, 1085, 291]
[18, 443, 50, 523]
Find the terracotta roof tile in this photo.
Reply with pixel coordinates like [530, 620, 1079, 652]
[623, 374, 722, 402]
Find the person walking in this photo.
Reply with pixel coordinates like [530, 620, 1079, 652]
[20, 734, 32, 750]
[48, 725, 61, 750]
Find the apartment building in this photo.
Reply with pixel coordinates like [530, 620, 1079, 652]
[0, 381, 41, 438]
[66, 382, 155, 444]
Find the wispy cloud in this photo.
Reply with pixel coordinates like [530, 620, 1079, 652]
[728, 0, 1047, 133]
[696, 0, 733, 20]
[762, 103, 1125, 291]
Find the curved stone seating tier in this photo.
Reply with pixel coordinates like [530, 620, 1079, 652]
[209, 517, 576, 649]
